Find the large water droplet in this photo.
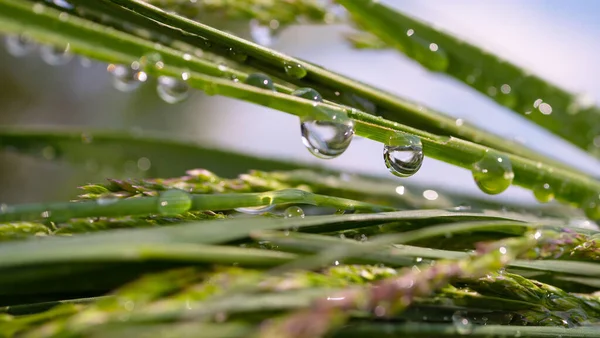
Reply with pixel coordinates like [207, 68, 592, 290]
[5, 34, 36, 57]
[471, 150, 514, 195]
[249, 19, 274, 46]
[284, 62, 307, 79]
[292, 88, 322, 102]
[284, 206, 305, 218]
[245, 73, 275, 90]
[583, 193, 600, 221]
[39, 44, 72, 66]
[383, 133, 424, 177]
[157, 189, 192, 216]
[157, 76, 189, 104]
[300, 106, 354, 159]
[107, 64, 146, 92]
[452, 311, 474, 335]
[533, 183, 554, 203]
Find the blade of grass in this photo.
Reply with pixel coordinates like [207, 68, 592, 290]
[338, 0, 600, 157]
[78, 0, 583, 172]
[0, 127, 304, 177]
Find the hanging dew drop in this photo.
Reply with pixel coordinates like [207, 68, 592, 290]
[245, 73, 275, 90]
[5, 34, 36, 57]
[471, 150, 514, 195]
[157, 189, 192, 216]
[284, 206, 305, 219]
[383, 133, 424, 177]
[284, 62, 307, 79]
[292, 88, 322, 102]
[107, 64, 145, 92]
[156, 76, 189, 104]
[300, 106, 354, 159]
[39, 44, 72, 66]
[533, 183, 554, 203]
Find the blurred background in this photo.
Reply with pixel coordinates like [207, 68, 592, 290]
[1, 0, 599, 205]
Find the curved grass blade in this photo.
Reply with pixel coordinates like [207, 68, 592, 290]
[0, 189, 394, 223]
[79, 0, 587, 173]
[0, 211, 557, 272]
[256, 231, 600, 280]
[1, 0, 599, 211]
[338, 0, 600, 157]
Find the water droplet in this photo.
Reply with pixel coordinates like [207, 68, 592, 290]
[292, 88, 322, 102]
[39, 44, 72, 66]
[235, 205, 275, 215]
[423, 190, 438, 200]
[284, 206, 305, 218]
[50, 0, 73, 9]
[284, 62, 307, 79]
[5, 34, 36, 57]
[227, 48, 247, 62]
[245, 73, 275, 90]
[140, 52, 164, 71]
[533, 183, 554, 203]
[107, 64, 146, 92]
[249, 19, 274, 46]
[583, 193, 600, 221]
[539, 102, 553, 115]
[411, 37, 449, 72]
[452, 311, 473, 335]
[383, 133, 424, 177]
[157, 76, 189, 104]
[471, 150, 514, 195]
[157, 189, 192, 216]
[300, 106, 354, 159]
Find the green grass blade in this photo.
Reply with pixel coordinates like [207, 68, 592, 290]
[0, 127, 302, 177]
[1, 0, 599, 210]
[0, 189, 394, 223]
[338, 0, 600, 157]
[88, 0, 588, 172]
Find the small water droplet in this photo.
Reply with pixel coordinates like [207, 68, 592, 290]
[423, 190, 438, 200]
[41, 146, 56, 160]
[157, 76, 189, 104]
[5, 34, 36, 57]
[471, 150, 514, 195]
[39, 44, 72, 66]
[533, 183, 554, 203]
[300, 106, 354, 159]
[49, 0, 73, 9]
[284, 62, 307, 79]
[157, 189, 192, 216]
[284, 206, 305, 218]
[97, 197, 118, 206]
[452, 311, 473, 335]
[292, 88, 322, 102]
[245, 73, 275, 90]
[227, 48, 247, 62]
[107, 64, 146, 92]
[249, 19, 274, 46]
[140, 52, 164, 70]
[383, 133, 424, 177]
[235, 205, 275, 215]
